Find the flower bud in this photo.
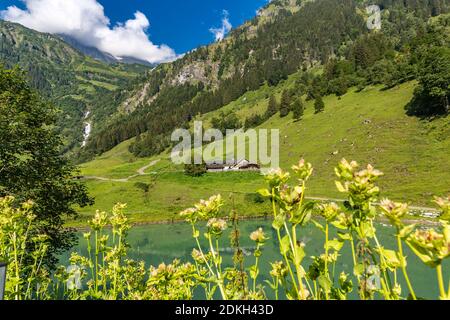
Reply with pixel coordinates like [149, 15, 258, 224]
[379, 199, 408, 227]
[291, 159, 314, 181]
[250, 227, 268, 244]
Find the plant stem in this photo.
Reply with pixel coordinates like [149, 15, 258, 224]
[350, 232, 366, 300]
[313, 280, 318, 300]
[18, 220, 32, 268]
[350, 233, 357, 267]
[208, 235, 227, 300]
[271, 188, 299, 297]
[396, 232, 416, 300]
[448, 279, 450, 298]
[324, 223, 330, 300]
[436, 264, 446, 300]
[253, 243, 261, 292]
[371, 222, 394, 297]
[274, 277, 279, 300]
[216, 239, 222, 275]
[86, 236, 95, 287]
[194, 235, 225, 299]
[276, 228, 299, 297]
[11, 230, 20, 300]
[94, 231, 99, 292]
[288, 223, 305, 297]
[112, 234, 122, 299]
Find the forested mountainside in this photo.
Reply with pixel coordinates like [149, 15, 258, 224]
[81, 0, 449, 161]
[0, 20, 149, 153]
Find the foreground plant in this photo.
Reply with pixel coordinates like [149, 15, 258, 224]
[180, 195, 259, 299]
[405, 195, 450, 300]
[0, 199, 200, 300]
[1, 159, 449, 300]
[0, 197, 51, 300]
[257, 161, 316, 299]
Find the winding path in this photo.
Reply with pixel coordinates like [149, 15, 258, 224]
[83, 159, 160, 182]
[83, 162, 438, 213]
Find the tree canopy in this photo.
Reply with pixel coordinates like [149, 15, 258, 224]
[0, 66, 92, 267]
[408, 46, 450, 116]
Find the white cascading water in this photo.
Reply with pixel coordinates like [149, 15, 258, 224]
[81, 111, 91, 147]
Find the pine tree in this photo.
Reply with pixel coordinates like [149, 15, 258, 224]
[292, 98, 304, 121]
[265, 94, 278, 118]
[314, 95, 325, 114]
[279, 89, 291, 118]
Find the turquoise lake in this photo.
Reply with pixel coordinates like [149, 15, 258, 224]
[60, 219, 448, 300]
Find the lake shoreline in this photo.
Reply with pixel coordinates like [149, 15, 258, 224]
[67, 213, 440, 231]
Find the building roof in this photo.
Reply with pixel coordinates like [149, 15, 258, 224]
[206, 159, 260, 170]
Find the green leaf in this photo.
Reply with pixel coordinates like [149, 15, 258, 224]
[405, 240, 439, 268]
[337, 231, 351, 241]
[378, 248, 402, 268]
[286, 286, 299, 300]
[311, 219, 325, 232]
[280, 235, 291, 255]
[294, 245, 306, 265]
[257, 189, 271, 197]
[264, 280, 276, 290]
[335, 181, 346, 193]
[325, 239, 344, 252]
[291, 201, 315, 226]
[249, 265, 259, 279]
[207, 285, 217, 300]
[357, 221, 375, 239]
[353, 263, 365, 277]
[439, 210, 450, 222]
[317, 275, 332, 293]
[399, 224, 416, 238]
[272, 214, 285, 231]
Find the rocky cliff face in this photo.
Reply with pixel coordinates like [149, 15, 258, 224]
[116, 0, 307, 115]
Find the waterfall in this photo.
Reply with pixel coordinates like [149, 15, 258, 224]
[81, 111, 91, 147]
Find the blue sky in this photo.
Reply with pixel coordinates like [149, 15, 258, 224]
[0, 0, 269, 62]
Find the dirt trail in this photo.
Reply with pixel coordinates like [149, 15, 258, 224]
[137, 160, 160, 175]
[83, 163, 438, 213]
[84, 159, 160, 182]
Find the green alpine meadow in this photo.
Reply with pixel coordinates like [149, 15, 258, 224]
[0, 0, 449, 303]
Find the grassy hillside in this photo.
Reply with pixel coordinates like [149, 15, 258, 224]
[73, 79, 449, 226]
[83, 0, 449, 160]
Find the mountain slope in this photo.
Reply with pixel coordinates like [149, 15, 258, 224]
[0, 20, 149, 152]
[75, 80, 449, 224]
[83, 0, 449, 159]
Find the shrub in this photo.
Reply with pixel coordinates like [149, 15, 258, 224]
[245, 192, 266, 204]
[134, 182, 150, 193]
[314, 96, 325, 114]
[184, 163, 207, 177]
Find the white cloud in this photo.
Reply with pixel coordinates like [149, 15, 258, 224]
[209, 10, 232, 42]
[0, 0, 178, 64]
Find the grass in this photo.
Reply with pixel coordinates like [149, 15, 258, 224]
[72, 80, 449, 226]
[76, 59, 139, 78]
[72, 171, 269, 227]
[79, 139, 165, 178]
